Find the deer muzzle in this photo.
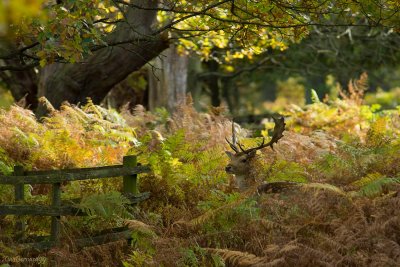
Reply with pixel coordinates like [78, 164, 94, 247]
[225, 165, 234, 173]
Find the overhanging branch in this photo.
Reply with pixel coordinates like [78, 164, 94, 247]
[197, 56, 271, 79]
[0, 62, 39, 72]
[0, 42, 40, 60]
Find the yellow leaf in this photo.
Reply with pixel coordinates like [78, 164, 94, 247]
[36, 50, 46, 58]
[225, 65, 234, 72]
[170, 158, 182, 167]
[39, 58, 47, 67]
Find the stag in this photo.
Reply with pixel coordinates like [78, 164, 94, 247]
[225, 117, 286, 191]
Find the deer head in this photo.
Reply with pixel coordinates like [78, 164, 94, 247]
[225, 117, 286, 189]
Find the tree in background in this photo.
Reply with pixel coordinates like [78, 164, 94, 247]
[0, 0, 399, 114]
[195, 23, 400, 114]
[264, 24, 400, 93]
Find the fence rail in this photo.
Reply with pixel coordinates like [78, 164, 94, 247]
[0, 165, 150, 184]
[0, 155, 150, 250]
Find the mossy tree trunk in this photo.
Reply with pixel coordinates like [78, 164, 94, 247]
[34, 0, 169, 116]
[148, 44, 188, 112]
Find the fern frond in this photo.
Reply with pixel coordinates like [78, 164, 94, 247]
[38, 96, 56, 114]
[301, 183, 347, 196]
[77, 191, 132, 219]
[351, 172, 384, 187]
[357, 177, 400, 197]
[188, 198, 247, 227]
[82, 98, 103, 119]
[124, 220, 157, 240]
[204, 248, 266, 266]
[0, 161, 12, 175]
[256, 218, 292, 233]
[12, 127, 39, 148]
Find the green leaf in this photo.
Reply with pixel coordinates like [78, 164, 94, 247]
[311, 89, 320, 103]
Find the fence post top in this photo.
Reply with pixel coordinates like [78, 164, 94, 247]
[123, 155, 137, 160]
[123, 155, 138, 165]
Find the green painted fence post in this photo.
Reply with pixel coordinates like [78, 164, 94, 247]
[14, 165, 25, 240]
[50, 182, 61, 244]
[123, 155, 139, 195]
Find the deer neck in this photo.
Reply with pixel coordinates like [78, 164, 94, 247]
[235, 175, 248, 191]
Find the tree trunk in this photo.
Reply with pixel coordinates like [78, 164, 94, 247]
[222, 77, 234, 113]
[36, 0, 169, 116]
[187, 56, 203, 110]
[102, 69, 149, 110]
[0, 41, 38, 109]
[2, 65, 38, 109]
[204, 60, 220, 107]
[148, 44, 188, 111]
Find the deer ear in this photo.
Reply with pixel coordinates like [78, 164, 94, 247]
[225, 151, 234, 159]
[247, 150, 257, 158]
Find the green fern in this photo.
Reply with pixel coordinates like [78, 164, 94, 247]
[0, 161, 11, 175]
[0, 148, 13, 175]
[356, 177, 400, 197]
[76, 191, 132, 219]
[122, 251, 153, 267]
[351, 172, 384, 187]
[315, 141, 389, 184]
[268, 160, 308, 183]
[194, 192, 259, 232]
[178, 246, 216, 267]
[12, 127, 39, 148]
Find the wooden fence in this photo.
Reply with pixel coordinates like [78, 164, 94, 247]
[0, 155, 150, 251]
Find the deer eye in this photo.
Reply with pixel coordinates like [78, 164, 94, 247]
[241, 159, 247, 163]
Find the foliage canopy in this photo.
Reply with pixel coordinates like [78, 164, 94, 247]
[1, 0, 400, 69]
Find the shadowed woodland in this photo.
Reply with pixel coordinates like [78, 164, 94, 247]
[0, 1, 400, 266]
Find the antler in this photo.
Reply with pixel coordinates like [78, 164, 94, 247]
[225, 120, 240, 153]
[240, 116, 286, 154]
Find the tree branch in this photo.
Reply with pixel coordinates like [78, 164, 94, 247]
[197, 56, 271, 79]
[0, 42, 40, 60]
[0, 62, 39, 72]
